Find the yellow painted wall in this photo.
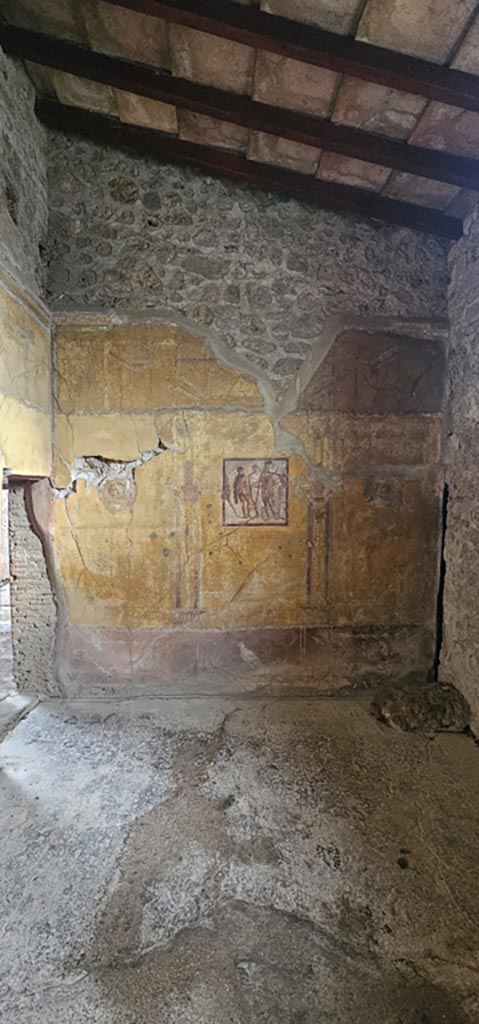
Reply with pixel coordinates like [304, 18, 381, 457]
[53, 321, 316, 630]
[0, 268, 52, 580]
[53, 318, 444, 642]
[0, 268, 52, 478]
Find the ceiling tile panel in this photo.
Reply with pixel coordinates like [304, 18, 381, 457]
[178, 111, 250, 152]
[260, 0, 365, 35]
[53, 71, 118, 116]
[248, 132, 321, 172]
[82, 1, 170, 67]
[253, 52, 338, 116]
[1, 0, 86, 43]
[446, 189, 477, 218]
[357, 0, 478, 62]
[169, 25, 255, 94]
[26, 62, 58, 96]
[451, 15, 479, 72]
[409, 102, 479, 158]
[383, 172, 459, 209]
[332, 78, 426, 139]
[115, 91, 178, 134]
[317, 152, 391, 190]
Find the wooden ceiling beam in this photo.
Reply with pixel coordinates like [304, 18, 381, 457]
[2, 23, 479, 191]
[106, 0, 479, 113]
[35, 97, 462, 239]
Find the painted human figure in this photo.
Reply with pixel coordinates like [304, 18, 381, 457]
[260, 460, 281, 519]
[247, 464, 261, 517]
[233, 465, 252, 518]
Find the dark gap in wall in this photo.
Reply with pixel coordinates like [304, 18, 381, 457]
[433, 482, 449, 681]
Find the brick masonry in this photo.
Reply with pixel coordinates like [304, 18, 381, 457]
[45, 131, 449, 387]
[442, 200, 479, 728]
[0, 47, 47, 296]
[8, 482, 58, 695]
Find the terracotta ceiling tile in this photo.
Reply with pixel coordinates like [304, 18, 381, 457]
[53, 71, 118, 116]
[253, 52, 338, 116]
[178, 111, 250, 152]
[409, 102, 479, 158]
[445, 189, 477, 218]
[1, 0, 86, 43]
[332, 78, 426, 140]
[248, 132, 321, 172]
[317, 152, 391, 191]
[451, 15, 479, 73]
[383, 172, 459, 209]
[82, 1, 170, 67]
[357, 0, 478, 62]
[169, 25, 255, 94]
[115, 91, 178, 134]
[25, 62, 58, 97]
[260, 0, 365, 35]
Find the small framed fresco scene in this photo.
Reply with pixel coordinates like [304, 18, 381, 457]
[222, 458, 289, 526]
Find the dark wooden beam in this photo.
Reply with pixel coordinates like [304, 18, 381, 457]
[2, 23, 479, 191]
[36, 97, 462, 239]
[106, 0, 479, 113]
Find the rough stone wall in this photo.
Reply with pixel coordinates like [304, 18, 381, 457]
[8, 482, 57, 694]
[46, 131, 449, 387]
[0, 47, 47, 296]
[442, 201, 479, 728]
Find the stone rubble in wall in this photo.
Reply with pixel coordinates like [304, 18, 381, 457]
[46, 132, 449, 388]
[0, 47, 47, 294]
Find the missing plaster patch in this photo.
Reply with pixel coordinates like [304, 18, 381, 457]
[54, 438, 167, 510]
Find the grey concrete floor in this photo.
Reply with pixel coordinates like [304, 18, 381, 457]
[1, 695, 479, 1023]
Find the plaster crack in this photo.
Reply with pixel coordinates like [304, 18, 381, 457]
[229, 557, 270, 603]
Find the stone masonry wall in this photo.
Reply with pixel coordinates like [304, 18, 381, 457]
[8, 482, 57, 694]
[442, 201, 479, 729]
[0, 47, 47, 295]
[46, 131, 449, 387]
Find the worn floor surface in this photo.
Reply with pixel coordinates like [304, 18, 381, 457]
[1, 695, 479, 1023]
